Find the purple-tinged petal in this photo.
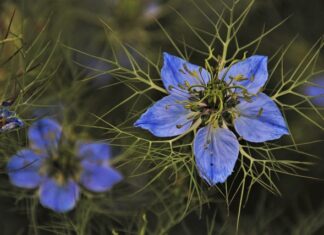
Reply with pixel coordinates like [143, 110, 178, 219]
[234, 93, 289, 143]
[28, 118, 62, 153]
[134, 95, 194, 137]
[0, 117, 24, 132]
[0, 108, 14, 119]
[220, 55, 268, 94]
[193, 126, 239, 185]
[162, 52, 211, 96]
[80, 161, 122, 192]
[7, 149, 43, 189]
[39, 178, 80, 213]
[77, 142, 111, 161]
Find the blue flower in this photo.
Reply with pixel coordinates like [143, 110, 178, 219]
[135, 52, 289, 186]
[0, 107, 23, 133]
[7, 118, 122, 213]
[304, 76, 324, 106]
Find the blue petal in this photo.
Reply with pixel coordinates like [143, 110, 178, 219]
[7, 149, 43, 189]
[0, 117, 24, 132]
[234, 93, 289, 143]
[39, 178, 80, 213]
[134, 95, 193, 137]
[161, 52, 211, 96]
[77, 142, 122, 192]
[80, 162, 122, 192]
[28, 118, 62, 152]
[219, 55, 268, 94]
[77, 142, 111, 161]
[304, 76, 324, 106]
[193, 126, 239, 185]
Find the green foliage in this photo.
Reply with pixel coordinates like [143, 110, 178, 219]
[0, 0, 323, 234]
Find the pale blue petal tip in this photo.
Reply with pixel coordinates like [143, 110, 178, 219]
[161, 52, 210, 94]
[220, 55, 268, 94]
[193, 126, 239, 186]
[78, 142, 122, 192]
[134, 95, 193, 137]
[39, 178, 80, 213]
[234, 93, 289, 143]
[77, 142, 111, 161]
[28, 118, 62, 151]
[80, 163, 123, 192]
[7, 149, 43, 189]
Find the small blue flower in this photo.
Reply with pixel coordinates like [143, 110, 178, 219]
[135, 52, 289, 186]
[7, 118, 122, 213]
[0, 107, 23, 133]
[304, 76, 324, 106]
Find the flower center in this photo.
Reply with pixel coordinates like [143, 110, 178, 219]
[180, 74, 252, 128]
[41, 144, 81, 184]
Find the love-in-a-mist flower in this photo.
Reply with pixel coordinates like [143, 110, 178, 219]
[7, 118, 122, 213]
[135, 53, 289, 186]
[0, 109, 23, 132]
[0, 101, 23, 133]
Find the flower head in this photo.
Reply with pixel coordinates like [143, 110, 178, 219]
[0, 102, 23, 133]
[135, 52, 289, 186]
[7, 118, 122, 213]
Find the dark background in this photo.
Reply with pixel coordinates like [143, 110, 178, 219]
[0, 0, 323, 234]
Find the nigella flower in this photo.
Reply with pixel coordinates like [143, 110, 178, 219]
[7, 118, 122, 213]
[134, 53, 289, 186]
[0, 101, 23, 133]
[304, 76, 324, 106]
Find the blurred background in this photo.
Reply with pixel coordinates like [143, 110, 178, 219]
[0, 0, 323, 234]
